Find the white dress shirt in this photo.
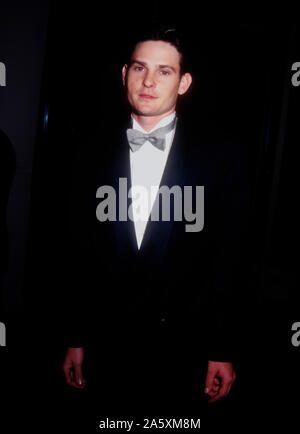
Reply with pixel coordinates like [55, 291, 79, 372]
[129, 112, 177, 250]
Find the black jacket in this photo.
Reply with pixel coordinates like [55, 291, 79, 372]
[62, 116, 250, 362]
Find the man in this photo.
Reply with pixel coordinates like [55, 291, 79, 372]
[62, 26, 248, 418]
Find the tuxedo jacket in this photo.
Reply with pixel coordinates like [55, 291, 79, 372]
[62, 116, 250, 362]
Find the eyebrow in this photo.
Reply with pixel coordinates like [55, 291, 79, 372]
[130, 59, 177, 73]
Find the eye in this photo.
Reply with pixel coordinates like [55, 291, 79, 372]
[134, 66, 144, 72]
[160, 70, 170, 76]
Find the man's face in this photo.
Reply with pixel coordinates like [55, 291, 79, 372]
[122, 40, 192, 117]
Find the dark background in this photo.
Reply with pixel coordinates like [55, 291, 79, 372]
[1, 2, 299, 431]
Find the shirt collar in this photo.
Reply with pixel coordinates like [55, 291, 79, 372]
[131, 111, 176, 134]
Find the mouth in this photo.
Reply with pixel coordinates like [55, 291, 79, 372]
[138, 94, 158, 100]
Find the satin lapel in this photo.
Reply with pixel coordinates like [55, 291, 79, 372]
[113, 129, 138, 256]
[139, 118, 188, 261]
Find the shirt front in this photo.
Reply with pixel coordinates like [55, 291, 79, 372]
[129, 112, 177, 250]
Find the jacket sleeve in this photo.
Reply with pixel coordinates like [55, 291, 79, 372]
[60, 138, 97, 348]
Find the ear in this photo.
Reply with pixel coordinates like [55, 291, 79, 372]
[122, 64, 128, 86]
[178, 73, 192, 95]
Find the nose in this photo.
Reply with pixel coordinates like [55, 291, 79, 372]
[143, 70, 155, 88]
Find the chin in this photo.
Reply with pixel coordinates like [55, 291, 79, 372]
[134, 107, 158, 116]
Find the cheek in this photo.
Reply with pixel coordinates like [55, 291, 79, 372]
[127, 81, 137, 100]
[163, 78, 179, 92]
[127, 73, 136, 86]
[165, 83, 179, 102]
[129, 78, 142, 94]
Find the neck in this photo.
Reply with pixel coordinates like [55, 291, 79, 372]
[132, 109, 175, 132]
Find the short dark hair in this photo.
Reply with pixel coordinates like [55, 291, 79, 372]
[126, 24, 189, 76]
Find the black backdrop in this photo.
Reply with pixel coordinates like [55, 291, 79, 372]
[1, 3, 300, 432]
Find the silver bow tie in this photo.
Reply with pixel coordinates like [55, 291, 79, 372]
[126, 117, 177, 152]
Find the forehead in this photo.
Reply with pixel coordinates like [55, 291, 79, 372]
[131, 40, 181, 68]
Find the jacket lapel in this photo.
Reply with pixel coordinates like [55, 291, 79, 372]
[113, 127, 137, 257]
[139, 118, 188, 261]
[112, 117, 188, 262]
